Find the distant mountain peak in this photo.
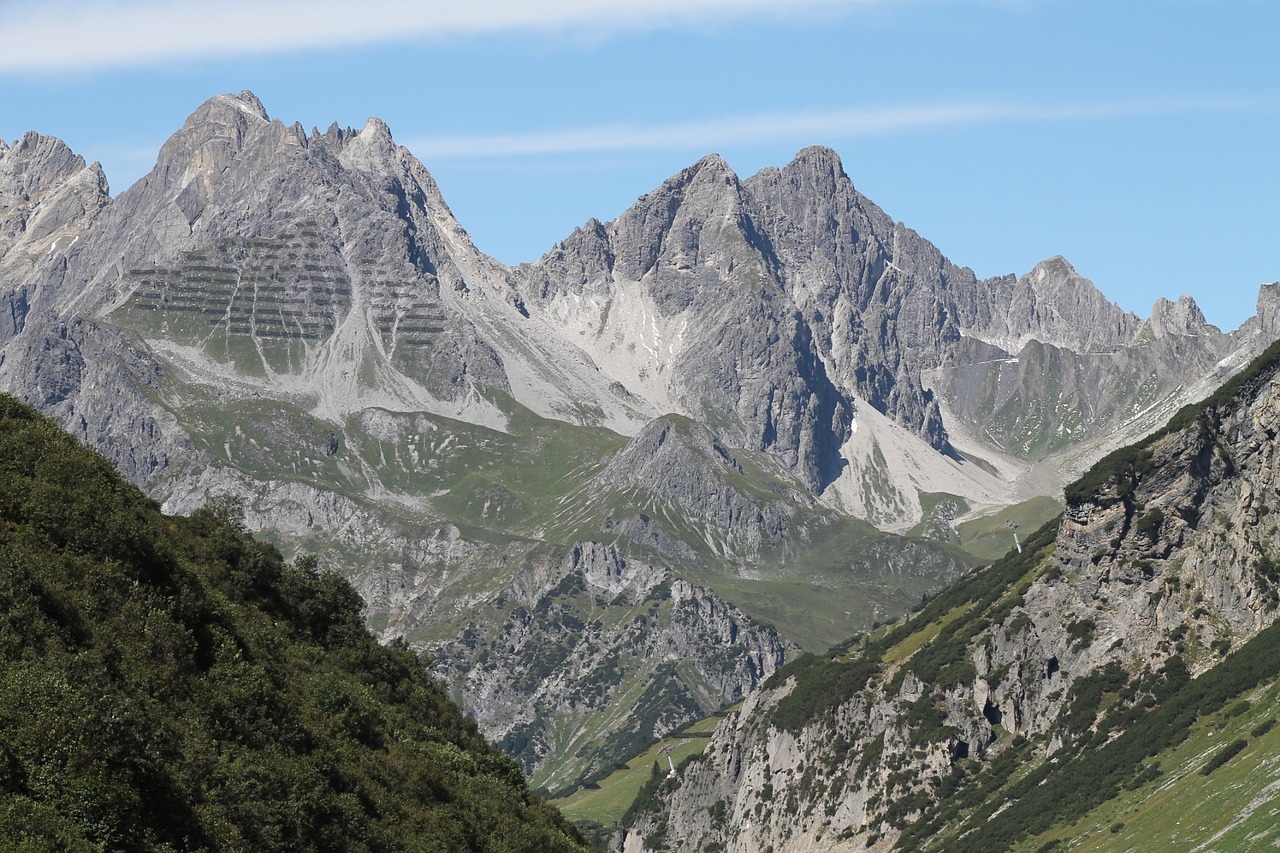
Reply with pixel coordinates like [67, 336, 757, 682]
[1002, 254, 1140, 351]
[209, 90, 269, 121]
[785, 144, 846, 175]
[1144, 294, 1212, 338]
[693, 151, 732, 172]
[1027, 253, 1076, 277]
[360, 115, 393, 141]
[1, 131, 90, 192]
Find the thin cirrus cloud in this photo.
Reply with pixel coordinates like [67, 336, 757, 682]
[0, 0, 878, 73]
[405, 96, 1271, 159]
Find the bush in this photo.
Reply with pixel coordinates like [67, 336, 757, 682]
[1066, 618, 1097, 648]
[1200, 739, 1248, 776]
[771, 655, 880, 733]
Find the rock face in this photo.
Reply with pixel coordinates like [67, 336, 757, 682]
[519, 145, 1274, 519]
[1, 92, 1276, 796]
[0, 132, 109, 351]
[432, 541, 791, 794]
[589, 415, 804, 561]
[620, 341, 1280, 852]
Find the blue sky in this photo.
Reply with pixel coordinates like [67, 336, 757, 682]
[2, 0, 1276, 331]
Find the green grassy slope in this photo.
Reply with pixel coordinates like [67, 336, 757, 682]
[0, 394, 589, 852]
[954, 495, 1063, 563]
[553, 713, 723, 827]
[165, 382, 973, 655]
[1018, 680, 1280, 851]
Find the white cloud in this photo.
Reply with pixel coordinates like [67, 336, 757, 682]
[405, 96, 1272, 159]
[0, 0, 881, 72]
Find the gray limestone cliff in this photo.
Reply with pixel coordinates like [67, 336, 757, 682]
[621, 340, 1280, 851]
[430, 540, 791, 794]
[520, 145, 1271, 518]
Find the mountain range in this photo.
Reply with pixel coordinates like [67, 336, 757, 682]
[2, 90, 1276, 794]
[619, 336, 1280, 851]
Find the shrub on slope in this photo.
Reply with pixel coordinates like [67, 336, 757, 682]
[0, 394, 589, 852]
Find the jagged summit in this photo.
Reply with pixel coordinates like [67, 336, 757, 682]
[776, 144, 849, 191]
[154, 91, 413, 190]
[0, 130, 110, 320]
[1143, 293, 1213, 338]
[994, 254, 1141, 352]
[0, 131, 96, 193]
[691, 151, 733, 174]
[212, 89, 269, 120]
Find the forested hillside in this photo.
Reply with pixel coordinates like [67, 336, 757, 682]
[0, 394, 589, 852]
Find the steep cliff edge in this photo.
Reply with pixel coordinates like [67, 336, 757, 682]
[623, 337, 1280, 852]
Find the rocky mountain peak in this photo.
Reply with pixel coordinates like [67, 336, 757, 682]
[1143, 293, 1212, 338]
[1, 132, 92, 197]
[177, 90, 271, 137]
[667, 152, 743, 211]
[1255, 282, 1280, 338]
[360, 115, 393, 141]
[333, 115, 402, 173]
[606, 150, 753, 286]
[0, 131, 109, 295]
[692, 151, 732, 175]
[153, 91, 281, 191]
[596, 414, 743, 493]
[1026, 253, 1075, 279]
[211, 90, 270, 122]
[780, 144, 848, 189]
[1001, 255, 1141, 351]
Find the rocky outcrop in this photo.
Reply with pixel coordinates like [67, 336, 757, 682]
[590, 415, 805, 559]
[622, 341, 1280, 851]
[0, 314, 195, 487]
[431, 541, 791, 794]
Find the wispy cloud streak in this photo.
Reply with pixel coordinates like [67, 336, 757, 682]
[0, 0, 880, 73]
[406, 97, 1273, 158]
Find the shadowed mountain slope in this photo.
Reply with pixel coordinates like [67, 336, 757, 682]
[0, 393, 589, 852]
